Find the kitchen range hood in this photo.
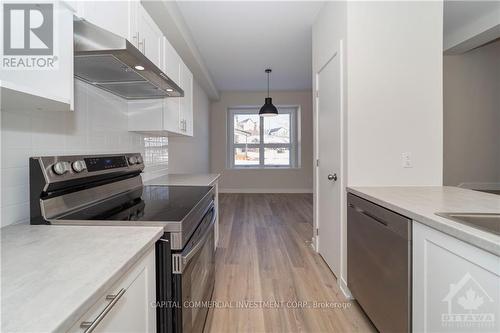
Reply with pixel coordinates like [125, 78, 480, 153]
[74, 19, 183, 100]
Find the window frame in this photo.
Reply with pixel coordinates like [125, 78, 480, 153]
[227, 106, 300, 169]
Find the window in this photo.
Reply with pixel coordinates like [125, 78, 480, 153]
[143, 137, 168, 166]
[227, 106, 299, 168]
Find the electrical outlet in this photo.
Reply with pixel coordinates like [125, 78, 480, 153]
[402, 152, 412, 168]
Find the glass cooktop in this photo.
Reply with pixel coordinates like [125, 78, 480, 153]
[60, 185, 212, 222]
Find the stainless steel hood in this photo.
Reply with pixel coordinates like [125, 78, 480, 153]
[73, 19, 183, 100]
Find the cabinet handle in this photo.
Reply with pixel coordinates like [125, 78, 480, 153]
[133, 32, 140, 48]
[142, 38, 146, 53]
[80, 288, 126, 332]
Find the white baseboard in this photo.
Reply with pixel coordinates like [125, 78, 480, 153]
[457, 182, 500, 191]
[311, 235, 318, 252]
[219, 188, 313, 194]
[339, 277, 353, 300]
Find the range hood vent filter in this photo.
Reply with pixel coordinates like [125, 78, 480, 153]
[74, 19, 183, 100]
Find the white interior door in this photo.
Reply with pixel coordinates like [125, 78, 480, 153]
[316, 52, 342, 278]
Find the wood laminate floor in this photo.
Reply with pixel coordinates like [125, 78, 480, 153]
[204, 193, 376, 333]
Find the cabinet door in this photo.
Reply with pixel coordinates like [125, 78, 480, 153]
[163, 98, 181, 134]
[76, 1, 131, 39]
[413, 222, 500, 333]
[162, 37, 181, 85]
[136, 4, 162, 69]
[69, 247, 156, 333]
[0, 1, 74, 112]
[179, 61, 194, 136]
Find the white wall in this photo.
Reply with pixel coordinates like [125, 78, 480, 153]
[443, 40, 500, 186]
[210, 90, 313, 192]
[313, 0, 443, 297]
[167, 79, 211, 174]
[347, 1, 443, 186]
[0, 81, 163, 227]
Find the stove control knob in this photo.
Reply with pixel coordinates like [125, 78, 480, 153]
[128, 156, 138, 165]
[52, 161, 71, 175]
[72, 160, 87, 173]
[136, 155, 143, 164]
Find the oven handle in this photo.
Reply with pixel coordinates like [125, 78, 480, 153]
[182, 208, 216, 265]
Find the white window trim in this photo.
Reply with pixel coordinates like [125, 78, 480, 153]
[227, 105, 300, 169]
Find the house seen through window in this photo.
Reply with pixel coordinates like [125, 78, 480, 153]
[227, 106, 299, 168]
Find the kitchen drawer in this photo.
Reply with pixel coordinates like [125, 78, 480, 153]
[68, 247, 156, 333]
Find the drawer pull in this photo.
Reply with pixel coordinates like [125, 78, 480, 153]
[80, 288, 126, 332]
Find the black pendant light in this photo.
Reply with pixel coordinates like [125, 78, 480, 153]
[259, 68, 278, 117]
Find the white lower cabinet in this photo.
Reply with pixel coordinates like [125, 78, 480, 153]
[413, 222, 500, 333]
[69, 247, 156, 333]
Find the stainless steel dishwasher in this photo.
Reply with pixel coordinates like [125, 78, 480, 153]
[347, 193, 412, 333]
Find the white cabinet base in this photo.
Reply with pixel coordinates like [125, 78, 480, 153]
[69, 247, 156, 333]
[413, 222, 500, 333]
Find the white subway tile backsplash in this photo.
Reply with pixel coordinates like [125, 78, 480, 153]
[1, 148, 31, 168]
[1, 81, 167, 227]
[87, 133, 107, 151]
[1, 167, 29, 188]
[1, 202, 30, 227]
[65, 135, 88, 152]
[1, 185, 28, 207]
[1, 112, 32, 149]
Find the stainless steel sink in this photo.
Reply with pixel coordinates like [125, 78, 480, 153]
[435, 213, 500, 236]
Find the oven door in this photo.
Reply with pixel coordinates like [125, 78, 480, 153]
[172, 205, 216, 333]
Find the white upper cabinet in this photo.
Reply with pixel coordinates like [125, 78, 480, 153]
[179, 61, 194, 136]
[162, 37, 181, 84]
[0, 1, 74, 112]
[75, 1, 133, 40]
[129, 39, 194, 137]
[132, 2, 163, 69]
[74, 0, 193, 136]
[77, 1, 163, 70]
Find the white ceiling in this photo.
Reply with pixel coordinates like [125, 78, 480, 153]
[444, 0, 500, 35]
[177, 1, 324, 91]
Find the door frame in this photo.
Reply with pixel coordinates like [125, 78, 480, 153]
[313, 39, 349, 295]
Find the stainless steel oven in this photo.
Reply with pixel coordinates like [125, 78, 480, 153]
[172, 204, 216, 333]
[29, 153, 216, 333]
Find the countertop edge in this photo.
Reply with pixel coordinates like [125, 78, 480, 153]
[347, 187, 500, 256]
[55, 227, 164, 332]
[145, 173, 221, 186]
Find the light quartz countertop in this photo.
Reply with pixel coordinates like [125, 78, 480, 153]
[145, 173, 220, 186]
[347, 186, 500, 256]
[1, 224, 163, 333]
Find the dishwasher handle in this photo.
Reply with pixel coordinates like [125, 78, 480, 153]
[349, 204, 388, 227]
[347, 193, 411, 240]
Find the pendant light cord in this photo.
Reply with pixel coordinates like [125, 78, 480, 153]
[265, 68, 272, 98]
[267, 71, 270, 98]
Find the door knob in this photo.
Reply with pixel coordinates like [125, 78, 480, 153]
[328, 173, 337, 181]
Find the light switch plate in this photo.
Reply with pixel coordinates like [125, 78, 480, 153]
[402, 152, 412, 168]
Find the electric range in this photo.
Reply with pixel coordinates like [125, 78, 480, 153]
[29, 154, 216, 333]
